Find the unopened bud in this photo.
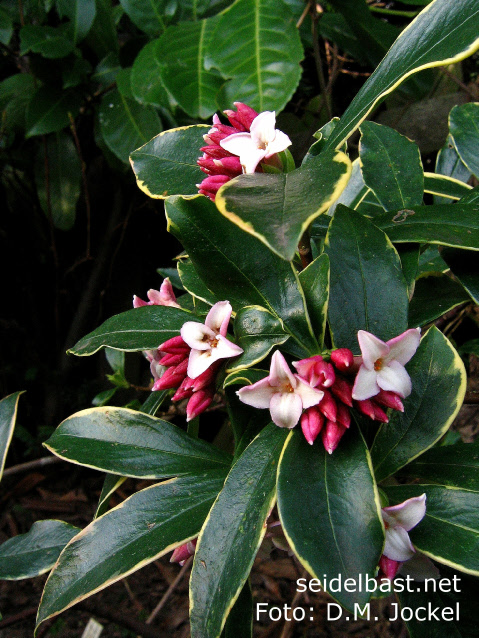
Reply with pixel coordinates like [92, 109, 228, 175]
[330, 377, 353, 407]
[374, 390, 404, 412]
[159, 335, 190, 354]
[330, 348, 354, 373]
[355, 399, 376, 420]
[322, 420, 347, 454]
[186, 389, 214, 421]
[300, 407, 324, 445]
[159, 352, 186, 367]
[336, 403, 351, 428]
[170, 539, 197, 565]
[318, 389, 337, 422]
[379, 555, 400, 580]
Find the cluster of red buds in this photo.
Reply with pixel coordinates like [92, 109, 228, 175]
[197, 102, 259, 200]
[170, 539, 197, 566]
[153, 335, 219, 421]
[293, 349, 405, 453]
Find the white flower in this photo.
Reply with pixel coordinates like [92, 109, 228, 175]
[219, 111, 292, 174]
[352, 328, 421, 401]
[180, 301, 243, 379]
[382, 494, 426, 562]
[237, 351, 324, 429]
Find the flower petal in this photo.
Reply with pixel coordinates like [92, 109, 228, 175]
[250, 111, 276, 146]
[220, 133, 266, 173]
[386, 328, 421, 366]
[357, 330, 389, 369]
[352, 365, 380, 400]
[294, 376, 324, 409]
[269, 351, 296, 388]
[383, 525, 416, 562]
[383, 494, 426, 531]
[187, 348, 215, 379]
[205, 300, 232, 335]
[377, 360, 412, 398]
[269, 391, 303, 429]
[237, 377, 275, 409]
[265, 129, 292, 156]
[213, 334, 244, 359]
[181, 322, 215, 350]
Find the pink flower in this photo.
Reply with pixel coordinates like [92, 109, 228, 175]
[237, 351, 324, 429]
[352, 328, 421, 401]
[181, 301, 243, 379]
[382, 494, 426, 563]
[133, 278, 180, 309]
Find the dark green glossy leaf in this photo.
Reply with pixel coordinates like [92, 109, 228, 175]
[207, 0, 303, 112]
[158, 19, 223, 119]
[298, 253, 329, 347]
[224, 389, 270, 459]
[277, 428, 384, 611]
[190, 423, 288, 638]
[130, 39, 169, 107]
[92, 52, 121, 86]
[359, 121, 423, 210]
[94, 473, 126, 519]
[56, 0, 96, 43]
[404, 441, 479, 491]
[34, 131, 81, 231]
[0, 7, 12, 45]
[435, 134, 471, 202]
[324, 0, 479, 151]
[119, 0, 171, 36]
[166, 196, 317, 354]
[178, 259, 218, 306]
[45, 407, 231, 478]
[408, 274, 470, 327]
[373, 203, 479, 250]
[442, 247, 479, 304]
[36, 471, 228, 627]
[99, 89, 162, 164]
[397, 244, 420, 299]
[20, 24, 74, 58]
[222, 580, 253, 638]
[417, 246, 448, 276]
[0, 74, 35, 132]
[85, 0, 118, 58]
[324, 205, 408, 353]
[384, 484, 479, 575]
[371, 327, 466, 482]
[460, 184, 479, 205]
[425, 172, 471, 202]
[69, 305, 195, 356]
[216, 150, 351, 261]
[328, 158, 367, 216]
[449, 102, 479, 178]
[25, 87, 82, 138]
[223, 368, 269, 389]
[0, 391, 23, 481]
[130, 125, 209, 198]
[0, 520, 80, 580]
[230, 306, 288, 372]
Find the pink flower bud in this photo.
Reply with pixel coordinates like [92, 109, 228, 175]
[200, 145, 231, 159]
[213, 156, 243, 177]
[371, 402, 389, 423]
[379, 555, 400, 580]
[374, 389, 404, 412]
[322, 420, 347, 454]
[336, 403, 351, 428]
[230, 102, 259, 129]
[158, 335, 190, 355]
[191, 365, 217, 392]
[197, 174, 231, 200]
[318, 389, 337, 422]
[159, 353, 187, 367]
[355, 399, 376, 420]
[300, 407, 324, 445]
[171, 383, 194, 401]
[153, 358, 188, 390]
[312, 360, 336, 388]
[132, 295, 148, 308]
[170, 539, 197, 565]
[293, 355, 324, 384]
[330, 348, 354, 373]
[186, 389, 214, 421]
[330, 377, 353, 407]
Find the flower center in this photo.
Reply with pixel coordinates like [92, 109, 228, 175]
[374, 358, 384, 371]
[210, 337, 219, 349]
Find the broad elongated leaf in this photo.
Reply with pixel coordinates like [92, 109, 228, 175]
[99, 90, 162, 164]
[207, 0, 304, 112]
[0, 520, 79, 580]
[165, 196, 318, 354]
[408, 274, 470, 327]
[130, 125, 209, 198]
[425, 172, 471, 201]
[230, 305, 288, 372]
[0, 391, 23, 481]
[324, 0, 479, 151]
[25, 87, 82, 138]
[19, 24, 74, 58]
[34, 131, 81, 231]
[298, 253, 329, 347]
[404, 441, 479, 491]
[36, 471, 228, 627]
[384, 484, 479, 575]
[178, 259, 218, 306]
[434, 134, 471, 205]
[0, 74, 35, 132]
[94, 473, 126, 519]
[222, 581, 253, 638]
[56, 0, 96, 43]
[359, 121, 423, 210]
[118, 0, 171, 36]
[190, 423, 288, 638]
[44, 407, 231, 478]
[373, 203, 479, 250]
[69, 305, 195, 356]
[216, 150, 351, 261]
[277, 428, 384, 611]
[417, 246, 448, 276]
[442, 247, 479, 304]
[371, 327, 466, 482]
[130, 39, 169, 107]
[449, 102, 479, 178]
[158, 20, 223, 119]
[324, 205, 408, 353]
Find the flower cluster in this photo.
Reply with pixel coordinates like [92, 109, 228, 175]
[237, 328, 420, 454]
[140, 300, 243, 421]
[197, 102, 291, 200]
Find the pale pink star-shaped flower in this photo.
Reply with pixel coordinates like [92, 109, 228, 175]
[382, 494, 426, 563]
